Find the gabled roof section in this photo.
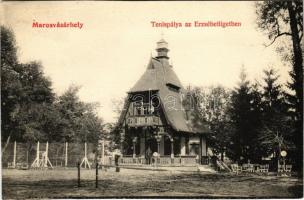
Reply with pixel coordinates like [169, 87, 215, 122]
[129, 58, 182, 93]
[119, 56, 209, 134]
[129, 58, 159, 93]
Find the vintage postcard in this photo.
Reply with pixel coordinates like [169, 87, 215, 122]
[1, 0, 303, 198]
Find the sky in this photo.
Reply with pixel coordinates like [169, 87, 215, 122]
[2, 1, 291, 123]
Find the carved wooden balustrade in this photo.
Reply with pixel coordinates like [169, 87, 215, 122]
[126, 115, 160, 127]
[117, 155, 199, 166]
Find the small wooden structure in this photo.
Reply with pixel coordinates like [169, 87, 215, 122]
[31, 141, 53, 169]
[80, 142, 91, 169]
[65, 142, 68, 167]
[7, 141, 17, 169]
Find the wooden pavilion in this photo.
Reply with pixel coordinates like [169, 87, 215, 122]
[116, 39, 209, 165]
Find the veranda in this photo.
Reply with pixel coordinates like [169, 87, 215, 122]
[118, 126, 209, 167]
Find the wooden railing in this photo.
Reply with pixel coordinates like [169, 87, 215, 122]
[126, 115, 160, 127]
[172, 157, 181, 164]
[156, 157, 171, 165]
[181, 156, 197, 165]
[119, 156, 145, 165]
[117, 155, 198, 166]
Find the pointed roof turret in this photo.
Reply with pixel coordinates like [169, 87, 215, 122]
[156, 39, 169, 62]
[117, 39, 209, 134]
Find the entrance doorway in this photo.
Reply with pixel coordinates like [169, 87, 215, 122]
[146, 138, 157, 154]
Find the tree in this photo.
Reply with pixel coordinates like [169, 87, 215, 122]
[195, 85, 233, 161]
[18, 62, 54, 104]
[15, 103, 62, 143]
[228, 68, 257, 163]
[1, 26, 104, 150]
[4, 62, 55, 142]
[1, 27, 55, 149]
[1, 26, 18, 67]
[258, 68, 293, 162]
[108, 125, 122, 153]
[55, 85, 103, 143]
[248, 82, 264, 162]
[110, 96, 132, 152]
[1, 26, 22, 147]
[256, 0, 303, 172]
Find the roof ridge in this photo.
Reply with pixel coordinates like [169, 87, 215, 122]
[160, 61, 167, 85]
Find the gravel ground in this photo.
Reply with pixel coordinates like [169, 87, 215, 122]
[2, 168, 303, 198]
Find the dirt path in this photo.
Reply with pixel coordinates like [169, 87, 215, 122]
[2, 168, 303, 198]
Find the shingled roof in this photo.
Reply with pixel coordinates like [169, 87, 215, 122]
[129, 58, 182, 93]
[118, 40, 209, 133]
[118, 55, 209, 134]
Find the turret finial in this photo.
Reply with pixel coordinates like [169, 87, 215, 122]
[156, 37, 169, 61]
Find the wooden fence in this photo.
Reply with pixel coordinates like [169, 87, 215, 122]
[3, 142, 201, 168]
[2, 141, 98, 168]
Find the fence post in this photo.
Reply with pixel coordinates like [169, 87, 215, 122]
[77, 161, 81, 187]
[65, 142, 68, 167]
[31, 141, 40, 168]
[26, 149, 29, 167]
[45, 142, 49, 167]
[13, 141, 17, 168]
[37, 141, 40, 164]
[95, 163, 98, 188]
[80, 142, 91, 169]
[102, 140, 105, 166]
[115, 155, 120, 172]
[85, 142, 87, 169]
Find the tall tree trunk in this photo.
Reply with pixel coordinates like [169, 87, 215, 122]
[287, 1, 303, 173]
[287, 1, 303, 117]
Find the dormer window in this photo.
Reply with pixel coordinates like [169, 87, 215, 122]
[166, 83, 180, 92]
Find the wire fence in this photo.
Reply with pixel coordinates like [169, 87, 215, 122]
[2, 142, 97, 168]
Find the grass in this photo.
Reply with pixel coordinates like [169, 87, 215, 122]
[2, 168, 303, 198]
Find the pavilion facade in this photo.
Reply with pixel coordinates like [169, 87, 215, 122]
[116, 39, 209, 165]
